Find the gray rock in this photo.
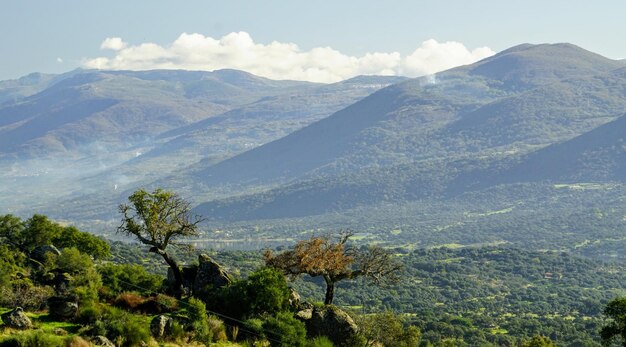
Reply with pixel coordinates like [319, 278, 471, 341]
[193, 254, 232, 297]
[47, 296, 78, 320]
[289, 287, 301, 308]
[166, 265, 197, 291]
[150, 314, 174, 339]
[92, 335, 115, 347]
[302, 305, 358, 346]
[1, 307, 32, 329]
[296, 308, 313, 320]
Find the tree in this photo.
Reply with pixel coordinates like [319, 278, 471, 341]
[264, 232, 402, 305]
[118, 188, 203, 297]
[601, 296, 626, 347]
[522, 335, 556, 347]
[55, 226, 110, 259]
[356, 310, 421, 347]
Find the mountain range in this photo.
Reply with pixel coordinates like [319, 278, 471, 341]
[0, 68, 405, 216]
[192, 43, 626, 219]
[1, 43, 626, 260]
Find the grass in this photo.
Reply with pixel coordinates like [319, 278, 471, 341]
[27, 312, 81, 335]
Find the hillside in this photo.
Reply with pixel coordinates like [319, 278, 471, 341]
[193, 43, 626, 221]
[0, 70, 404, 218]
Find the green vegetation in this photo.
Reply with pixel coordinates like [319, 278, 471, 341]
[118, 188, 204, 297]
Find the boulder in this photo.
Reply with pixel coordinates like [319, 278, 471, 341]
[193, 254, 232, 297]
[0, 307, 32, 329]
[288, 287, 301, 308]
[150, 314, 174, 339]
[47, 296, 79, 320]
[166, 265, 197, 291]
[301, 305, 358, 346]
[92, 335, 115, 347]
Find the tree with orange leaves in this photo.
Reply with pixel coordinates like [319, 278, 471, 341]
[264, 232, 402, 305]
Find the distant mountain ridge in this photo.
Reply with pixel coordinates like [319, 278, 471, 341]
[0, 68, 406, 217]
[192, 43, 626, 221]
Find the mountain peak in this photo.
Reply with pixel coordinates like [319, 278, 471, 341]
[465, 42, 623, 88]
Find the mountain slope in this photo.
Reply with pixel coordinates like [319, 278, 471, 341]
[500, 112, 626, 183]
[192, 43, 626, 220]
[0, 69, 317, 159]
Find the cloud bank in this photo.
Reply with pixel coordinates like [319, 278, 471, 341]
[84, 32, 494, 83]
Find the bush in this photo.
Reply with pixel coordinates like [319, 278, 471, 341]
[166, 320, 186, 342]
[54, 248, 102, 304]
[0, 330, 66, 347]
[262, 312, 307, 347]
[355, 310, 421, 347]
[208, 315, 228, 342]
[0, 280, 54, 310]
[209, 267, 291, 320]
[138, 294, 178, 314]
[85, 306, 151, 347]
[113, 292, 145, 311]
[97, 263, 163, 296]
[187, 297, 212, 343]
[242, 318, 266, 341]
[308, 336, 335, 347]
[75, 303, 102, 324]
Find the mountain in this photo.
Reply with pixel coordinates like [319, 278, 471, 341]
[193, 43, 626, 220]
[0, 69, 321, 159]
[0, 70, 405, 218]
[501, 111, 626, 183]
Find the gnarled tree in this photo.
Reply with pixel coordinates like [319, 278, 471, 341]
[118, 188, 203, 297]
[264, 232, 402, 305]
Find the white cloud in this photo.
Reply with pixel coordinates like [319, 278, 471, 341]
[56, 57, 63, 63]
[84, 32, 495, 83]
[100, 37, 127, 51]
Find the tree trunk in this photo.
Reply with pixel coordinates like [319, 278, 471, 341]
[151, 247, 183, 298]
[324, 278, 335, 305]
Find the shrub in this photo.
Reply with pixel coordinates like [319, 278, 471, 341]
[75, 303, 102, 324]
[308, 336, 335, 347]
[208, 315, 228, 341]
[66, 336, 90, 347]
[0, 330, 66, 347]
[113, 292, 145, 311]
[262, 312, 307, 347]
[242, 318, 266, 341]
[0, 280, 54, 310]
[355, 310, 421, 347]
[187, 297, 212, 343]
[210, 267, 291, 320]
[97, 263, 163, 296]
[138, 294, 178, 314]
[166, 320, 186, 342]
[86, 306, 151, 347]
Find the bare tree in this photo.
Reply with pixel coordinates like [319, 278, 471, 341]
[118, 188, 203, 297]
[264, 232, 401, 305]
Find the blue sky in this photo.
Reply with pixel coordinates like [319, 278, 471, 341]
[2, 1, 625, 81]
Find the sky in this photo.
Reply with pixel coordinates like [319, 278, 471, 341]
[2, 1, 625, 82]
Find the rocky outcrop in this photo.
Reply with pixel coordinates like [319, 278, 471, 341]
[167, 265, 197, 292]
[298, 305, 358, 346]
[193, 254, 232, 297]
[47, 296, 78, 320]
[150, 314, 174, 339]
[0, 307, 32, 329]
[288, 287, 301, 308]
